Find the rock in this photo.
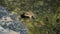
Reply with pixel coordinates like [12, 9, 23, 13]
[0, 6, 28, 34]
[1, 16, 13, 22]
[9, 14, 18, 20]
[9, 30, 20, 34]
[0, 20, 28, 34]
[0, 6, 8, 18]
[0, 26, 10, 34]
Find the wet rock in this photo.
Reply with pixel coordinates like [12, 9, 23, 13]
[0, 20, 28, 34]
[9, 30, 20, 34]
[0, 26, 10, 34]
[10, 14, 18, 20]
[0, 6, 8, 18]
[0, 6, 28, 34]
